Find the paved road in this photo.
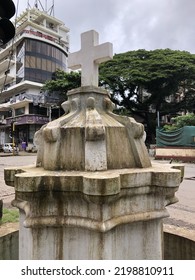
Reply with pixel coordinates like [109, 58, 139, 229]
[0, 154, 194, 230]
[0, 153, 37, 205]
[160, 161, 195, 230]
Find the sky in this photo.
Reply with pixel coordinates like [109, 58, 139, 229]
[12, 0, 195, 54]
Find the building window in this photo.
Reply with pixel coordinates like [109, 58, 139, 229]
[29, 103, 47, 115]
[23, 38, 67, 83]
[16, 41, 25, 84]
[15, 107, 25, 116]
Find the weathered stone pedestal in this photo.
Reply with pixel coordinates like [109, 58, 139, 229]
[4, 86, 183, 260]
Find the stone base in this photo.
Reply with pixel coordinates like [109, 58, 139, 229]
[5, 163, 183, 260]
[19, 213, 163, 260]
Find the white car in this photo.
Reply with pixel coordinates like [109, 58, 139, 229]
[2, 143, 19, 153]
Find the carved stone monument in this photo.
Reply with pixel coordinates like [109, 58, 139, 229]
[4, 30, 183, 260]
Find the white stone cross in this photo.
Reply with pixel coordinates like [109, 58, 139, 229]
[68, 30, 113, 87]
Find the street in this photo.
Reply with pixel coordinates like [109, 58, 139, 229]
[157, 160, 195, 230]
[0, 154, 37, 205]
[0, 154, 194, 230]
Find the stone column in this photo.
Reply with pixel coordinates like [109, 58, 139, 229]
[4, 30, 183, 260]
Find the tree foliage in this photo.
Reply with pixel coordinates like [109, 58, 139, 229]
[42, 69, 81, 97]
[163, 113, 195, 131]
[99, 49, 195, 142]
[42, 50, 195, 143]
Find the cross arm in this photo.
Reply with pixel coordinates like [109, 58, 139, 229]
[94, 42, 113, 64]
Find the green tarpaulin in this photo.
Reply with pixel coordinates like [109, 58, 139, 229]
[156, 126, 195, 147]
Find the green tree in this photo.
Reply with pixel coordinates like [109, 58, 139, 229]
[99, 49, 195, 143]
[42, 69, 81, 99]
[42, 50, 195, 143]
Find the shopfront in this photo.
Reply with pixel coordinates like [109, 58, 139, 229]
[6, 114, 49, 149]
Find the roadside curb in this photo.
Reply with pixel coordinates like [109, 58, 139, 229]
[0, 152, 37, 157]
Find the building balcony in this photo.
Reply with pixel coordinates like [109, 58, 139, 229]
[6, 114, 49, 126]
[0, 27, 68, 62]
[0, 96, 33, 112]
[0, 80, 43, 103]
[0, 73, 14, 88]
[0, 58, 15, 72]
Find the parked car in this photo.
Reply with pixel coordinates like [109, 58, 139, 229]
[2, 143, 19, 153]
[25, 143, 37, 153]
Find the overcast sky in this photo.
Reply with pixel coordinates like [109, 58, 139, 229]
[13, 0, 195, 54]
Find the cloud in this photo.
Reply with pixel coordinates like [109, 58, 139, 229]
[13, 0, 195, 54]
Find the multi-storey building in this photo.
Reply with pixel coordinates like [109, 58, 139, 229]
[0, 6, 69, 148]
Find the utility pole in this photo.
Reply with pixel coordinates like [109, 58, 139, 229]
[11, 121, 15, 155]
[157, 111, 160, 128]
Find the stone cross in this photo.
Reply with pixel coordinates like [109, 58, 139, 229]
[68, 30, 113, 87]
